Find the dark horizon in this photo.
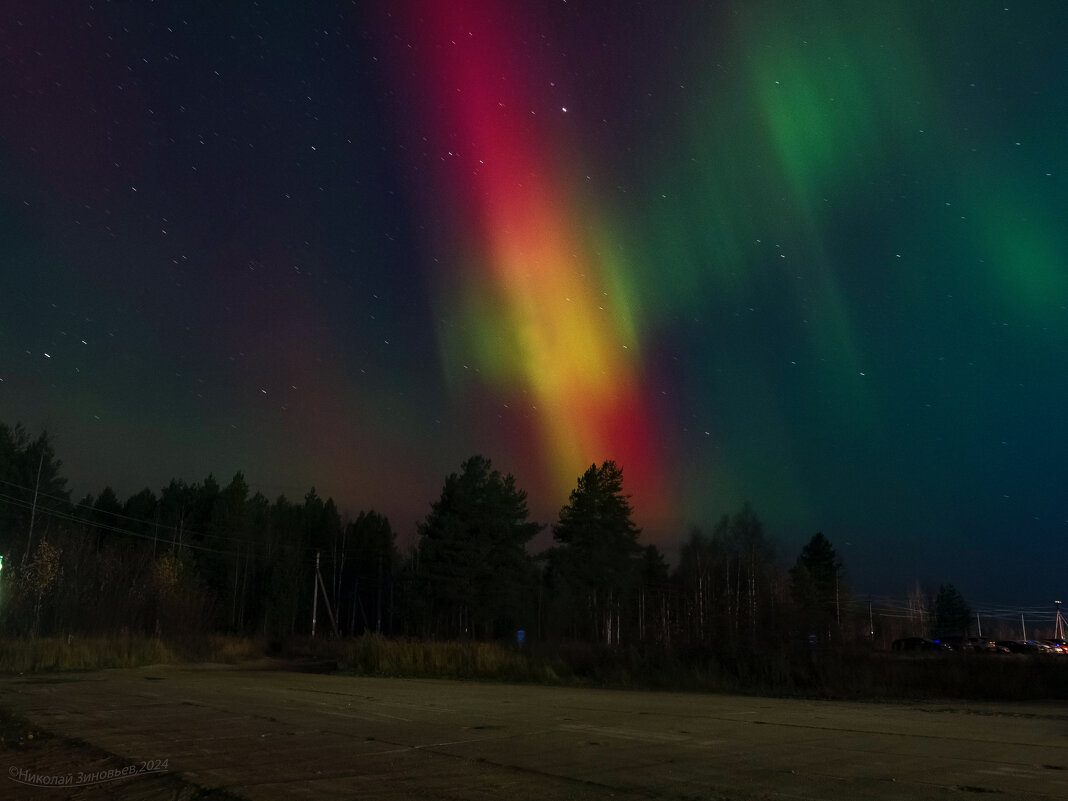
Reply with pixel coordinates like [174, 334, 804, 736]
[2, 419, 1062, 628]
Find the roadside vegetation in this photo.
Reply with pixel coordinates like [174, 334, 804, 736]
[5, 632, 1067, 702]
[0, 634, 261, 674]
[1, 421, 1064, 700]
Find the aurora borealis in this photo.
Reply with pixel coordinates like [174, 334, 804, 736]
[1, 2, 1065, 601]
[395, 1, 666, 520]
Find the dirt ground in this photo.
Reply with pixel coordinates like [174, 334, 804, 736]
[2, 664, 1067, 800]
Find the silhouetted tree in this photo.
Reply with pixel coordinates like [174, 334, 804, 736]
[934, 583, 971, 639]
[790, 532, 843, 642]
[674, 525, 722, 644]
[637, 544, 670, 644]
[671, 505, 780, 654]
[159, 479, 196, 551]
[551, 461, 641, 645]
[22, 538, 62, 637]
[261, 495, 306, 639]
[90, 486, 124, 546]
[236, 491, 270, 633]
[0, 418, 371, 640]
[731, 505, 773, 630]
[210, 473, 250, 630]
[417, 456, 541, 639]
[123, 488, 159, 541]
[0, 425, 69, 565]
[344, 510, 397, 634]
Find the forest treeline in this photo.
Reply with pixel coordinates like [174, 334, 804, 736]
[0, 422, 972, 652]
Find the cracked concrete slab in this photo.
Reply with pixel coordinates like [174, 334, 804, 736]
[2, 666, 1067, 800]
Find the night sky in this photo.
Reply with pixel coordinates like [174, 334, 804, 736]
[2, 2, 1065, 604]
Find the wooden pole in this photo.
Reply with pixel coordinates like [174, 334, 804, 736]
[316, 568, 340, 637]
[311, 551, 320, 637]
[23, 448, 45, 568]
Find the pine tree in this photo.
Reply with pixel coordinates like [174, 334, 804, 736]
[934, 583, 971, 639]
[552, 461, 641, 645]
[790, 532, 842, 641]
[417, 456, 541, 638]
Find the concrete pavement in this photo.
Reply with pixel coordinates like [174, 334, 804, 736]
[2, 664, 1067, 800]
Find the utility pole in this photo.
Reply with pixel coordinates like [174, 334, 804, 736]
[350, 577, 358, 635]
[835, 571, 840, 626]
[315, 558, 340, 637]
[376, 554, 383, 634]
[1055, 601, 1065, 641]
[311, 551, 320, 637]
[22, 448, 45, 568]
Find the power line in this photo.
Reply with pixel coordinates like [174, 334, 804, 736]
[0, 492, 330, 566]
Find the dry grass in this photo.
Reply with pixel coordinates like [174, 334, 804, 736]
[4, 633, 1067, 701]
[291, 634, 562, 683]
[0, 634, 174, 673]
[0, 634, 262, 674]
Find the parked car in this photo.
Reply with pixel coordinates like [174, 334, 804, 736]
[939, 636, 989, 652]
[891, 637, 951, 652]
[997, 640, 1052, 654]
[938, 637, 1002, 653]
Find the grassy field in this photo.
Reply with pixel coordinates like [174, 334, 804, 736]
[0, 633, 261, 674]
[3, 633, 1068, 701]
[284, 635, 1068, 700]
